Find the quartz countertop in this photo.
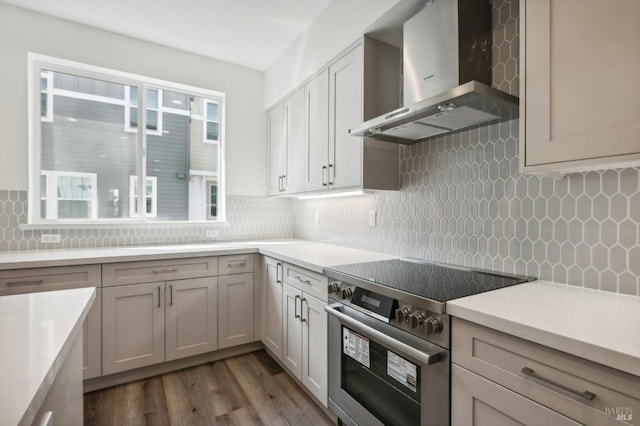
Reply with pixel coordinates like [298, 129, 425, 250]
[0, 287, 96, 426]
[0, 239, 396, 273]
[447, 280, 640, 377]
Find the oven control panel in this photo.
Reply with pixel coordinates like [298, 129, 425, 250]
[395, 305, 444, 335]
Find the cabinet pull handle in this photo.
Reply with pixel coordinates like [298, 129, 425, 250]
[328, 164, 334, 185]
[226, 259, 246, 265]
[282, 175, 286, 192]
[295, 276, 312, 286]
[521, 367, 596, 401]
[294, 294, 301, 319]
[157, 286, 161, 308]
[322, 166, 328, 186]
[152, 268, 178, 274]
[169, 284, 173, 306]
[276, 262, 282, 284]
[6, 279, 44, 286]
[301, 297, 307, 323]
[278, 176, 282, 192]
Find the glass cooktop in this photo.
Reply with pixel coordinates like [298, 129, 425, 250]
[324, 259, 531, 303]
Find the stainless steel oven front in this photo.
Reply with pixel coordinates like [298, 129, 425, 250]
[326, 302, 449, 426]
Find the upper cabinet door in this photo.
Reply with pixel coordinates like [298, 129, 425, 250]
[283, 87, 305, 194]
[304, 70, 330, 192]
[329, 44, 364, 189]
[522, 0, 640, 174]
[267, 102, 286, 195]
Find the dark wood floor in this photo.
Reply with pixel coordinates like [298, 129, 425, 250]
[84, 350, 334, 426]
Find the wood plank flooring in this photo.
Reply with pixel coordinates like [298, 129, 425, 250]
[84, 350, 334, 426]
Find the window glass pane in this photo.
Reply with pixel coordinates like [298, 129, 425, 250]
[147, 89, 159, 110]
[130, 86, 138, 104]
[40, 93, 48, 117]
[207, 102, 218, 121]
[40, 76, 48, 91]
[207, 122, 219, 140]
[164, 90, 190, 110]
[40, 69, 137, 220]
[147, 110, 158, 130]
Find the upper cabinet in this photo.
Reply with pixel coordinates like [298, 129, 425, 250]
[270, 36, 402, 196]
[267, 88, 305, 195]
[520, 0, 640, 176]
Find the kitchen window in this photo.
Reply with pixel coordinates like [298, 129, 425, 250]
[28, 54, 225, 225]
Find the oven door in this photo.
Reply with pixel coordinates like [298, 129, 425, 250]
[326, 303, 449, 426]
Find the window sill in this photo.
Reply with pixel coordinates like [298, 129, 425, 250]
[19, 220, 230, 231]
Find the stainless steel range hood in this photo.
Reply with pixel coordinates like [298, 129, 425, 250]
[349, 81, 519, 144]
[351, 0, 519, 145]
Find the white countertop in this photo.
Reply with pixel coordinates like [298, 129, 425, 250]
[447, 280, 640, 377]
[0, 239, 396, 273]
[0, 287, 96, 426]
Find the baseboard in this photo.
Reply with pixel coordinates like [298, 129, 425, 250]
[83, 341, 263, 393]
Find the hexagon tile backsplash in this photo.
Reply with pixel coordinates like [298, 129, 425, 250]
[0, 194, 293, 251]
[292, 120, 640, 296]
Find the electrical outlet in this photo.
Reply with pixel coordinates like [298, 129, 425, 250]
[205, 230, 218, 240]
[313, 211, 320, 224]
[41, 233, 61, 244]
[368, 210, 377, 227]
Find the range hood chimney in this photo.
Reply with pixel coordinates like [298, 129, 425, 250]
[350, 0, 519, 145]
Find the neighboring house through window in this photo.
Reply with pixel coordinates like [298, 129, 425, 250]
[29, 54, 225, 225]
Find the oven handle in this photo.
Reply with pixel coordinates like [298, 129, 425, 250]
[325, 303, 443, 366]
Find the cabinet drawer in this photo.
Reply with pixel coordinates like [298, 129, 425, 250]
[283, 263, 327, 300]
[218, 254, 254, 276]
[0, 265, 101, 296]
[102, 257, 217, 286]
[453, 319, 640, 426]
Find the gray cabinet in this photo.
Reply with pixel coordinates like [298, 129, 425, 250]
[520, 0, 640, 176]
[218, 272, 254, 349]
[165, 277, 218, 361]
[452, 318, 640, 426]
[102, 282, 165, 374]
[267, 87, 305, 195]
[261, 256, 284, 359]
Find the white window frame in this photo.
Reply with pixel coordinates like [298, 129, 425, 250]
[206, 178, 218, 220]
[40, 170, 98, 220]
[203, 99, 220, 144]
[124, 86, 163, 136]
[40, 70, 53, 123]
[129, 176, 157, 218]
[27, 53, 226, 227]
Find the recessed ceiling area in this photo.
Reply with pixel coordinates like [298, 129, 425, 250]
[0, 0, 335, 70]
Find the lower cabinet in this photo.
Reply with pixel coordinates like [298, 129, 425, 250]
[165, 277, 218, 361]
[262, 256, 284, 359]
[452, 318, 640, 426]
[282, 282, 328, 406]
[452, 364, 581, 426]
[102, 281, 167, 375]
[218, 273, 254, 349]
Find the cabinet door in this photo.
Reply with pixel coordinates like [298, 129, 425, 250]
[301, 294, 328, 407]
[262, 257, 284, 359]
[283, 87, 305, 194]
[304, 70, 330, 191]
[282, 283, 302, 379]
[218, 273, 255, 349]
[267, 102, 286, 195]
[82, 287, 102, 379]
[329, 44, 363, 189]
[452, 364, 581, 426]
[102, 282, 165, 375]
[165, 277, 218, 361]
[523, 0, 640, 170]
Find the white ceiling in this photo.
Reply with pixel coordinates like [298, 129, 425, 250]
[0, 0, 335, 71]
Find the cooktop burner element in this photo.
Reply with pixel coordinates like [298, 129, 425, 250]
[325, 258, 530, 303]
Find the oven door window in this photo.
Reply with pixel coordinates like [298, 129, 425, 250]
[341, 326, 421, 425]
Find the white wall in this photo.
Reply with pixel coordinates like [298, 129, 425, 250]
[264, 0, 419, 107]
[0, 3, 266, 196]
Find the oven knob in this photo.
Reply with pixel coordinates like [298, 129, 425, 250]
[409, 311, 428, 329]
[395, 306, 412, 323]
[341, 287, 353, 299]
[424, 316, 444, 335]
[328, 281, 340, 294]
